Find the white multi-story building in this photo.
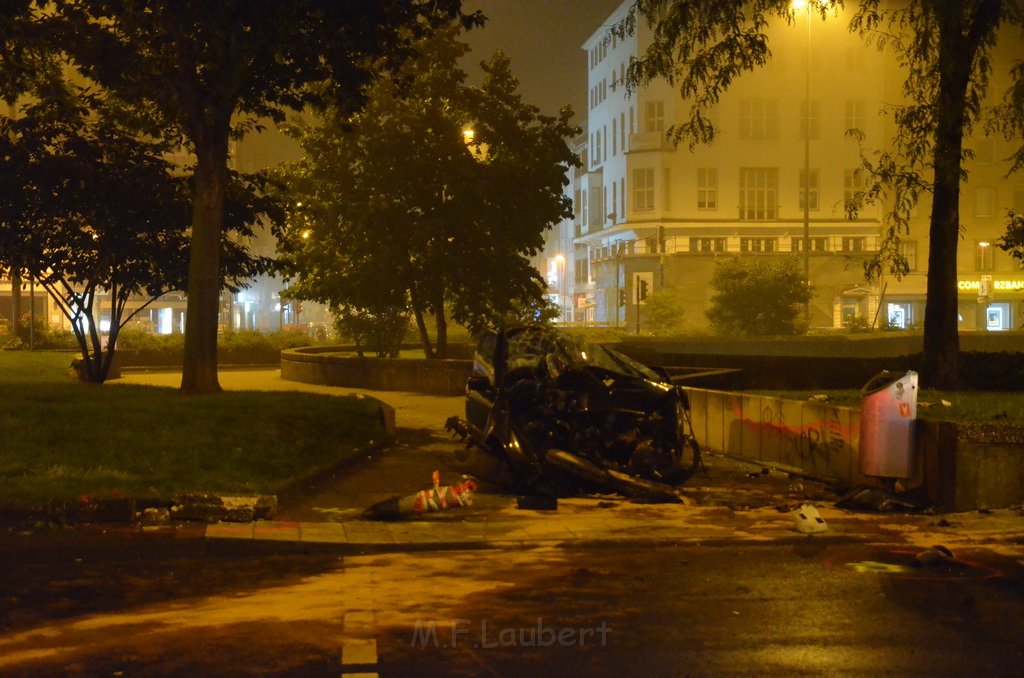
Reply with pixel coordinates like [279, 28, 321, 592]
[552, 0, 1024, 333]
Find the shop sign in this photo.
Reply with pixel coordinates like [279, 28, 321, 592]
[958, 278, 1024, 292]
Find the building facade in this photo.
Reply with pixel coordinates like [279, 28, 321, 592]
[549, 0, 1024, 333]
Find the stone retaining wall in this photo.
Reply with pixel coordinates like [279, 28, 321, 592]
[281, 346, 471, 395]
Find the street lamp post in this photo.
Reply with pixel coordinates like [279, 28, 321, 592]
[794, 0, 812, 324]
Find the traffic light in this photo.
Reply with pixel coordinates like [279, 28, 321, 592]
[638, 279, 649, 302]
[618, 289, 627, 306]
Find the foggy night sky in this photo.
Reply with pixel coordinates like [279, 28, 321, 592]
[460, 0, 627, 122]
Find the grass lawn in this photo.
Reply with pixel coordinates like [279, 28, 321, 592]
[0, 351, 387, 503]
[752, 389, 1024, 423]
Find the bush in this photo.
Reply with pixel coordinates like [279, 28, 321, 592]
[707, 257, 812, 337]
[2, 316, 78, 350]
[333, 307, 411, 358]
[642, 288, 687, 336]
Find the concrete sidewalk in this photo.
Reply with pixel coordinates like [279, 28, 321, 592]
[190, 497, 1024, 556]
[116, 369, 1024, 554]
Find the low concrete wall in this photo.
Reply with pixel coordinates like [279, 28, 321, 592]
[905, 423, 1024, 511]
[684, 387, 1024, 511]
[281, 346, 472, 395]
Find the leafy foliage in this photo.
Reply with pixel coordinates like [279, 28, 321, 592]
[997, 209, 1024, 267]
[333, 307, 411, 359]
[276, 24, 578, 358]
[0, 77, 275, 382]
[642, 289, 687, 337]
[707, 257, 812, 337]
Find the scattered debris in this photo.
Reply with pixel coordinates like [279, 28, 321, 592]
[835, 485, 923, 513]
[808, 394, 830, 403]
[913, 544, 955, 568]
[793, 504, 828, 534]
[170, 493, 277, 523]
[362, 471, 477, 520]
[137, 507, 171, 526]
[517, 496, 558, 511]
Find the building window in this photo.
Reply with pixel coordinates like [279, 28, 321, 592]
[620, 179, 626, 215]
[845, 44, 865, 71]
[697, 168, 718, 210]
[644, 100, 664, 134]
[690, 237, 727, 253]
[975, 137, 994, 163]
[739, 167, 779, 220]
[619, 112, 626, 150]
[612, 119, 617, 155]
[842, 237, 866, 253]
[739, 98, 779, 140]
[799, 100, 819, 140]
[633, 168, 655, 211]
[793, 237, 828, 253]
[974, 187, 995, 218]
[574, 257, 589, 285]
[799, 168, 819, 210]
[663, 168, 671, 211]
[844, 100, 865, 134]
[741, 237, 778, 253]
[844, 168, 866, 215]
[976, 240, 994, 271]
[899, 240, 918, 272]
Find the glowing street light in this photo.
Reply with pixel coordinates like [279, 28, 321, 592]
[554, 254, 566, 323]
[462, 125, 488, 160]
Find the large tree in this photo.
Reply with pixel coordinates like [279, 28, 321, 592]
[35, 0, 478, 393]
[0, 78, 274, 383]
[620, 0, 1024, 389]
[276, 25, 578, 358]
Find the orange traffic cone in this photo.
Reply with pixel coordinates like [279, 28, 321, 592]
[362, 471, 477, 520]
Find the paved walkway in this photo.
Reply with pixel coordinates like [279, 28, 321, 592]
[116, 369, 1024, 554]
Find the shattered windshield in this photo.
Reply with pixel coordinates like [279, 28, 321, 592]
[506, 327, 662, 382]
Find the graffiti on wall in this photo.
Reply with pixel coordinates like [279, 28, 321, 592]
[730, 397, 856, 474]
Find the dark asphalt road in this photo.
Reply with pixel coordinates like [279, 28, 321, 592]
[2, 529, 1023, 676]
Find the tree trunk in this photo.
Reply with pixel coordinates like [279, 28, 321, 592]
[412, 305, 434, 359]
[410, 288, 435, 359]
[179, 129, 229, 394]
[10, 269, 21, 331]
[922, 1, 1000, 390]
[433, 296, 448, 359]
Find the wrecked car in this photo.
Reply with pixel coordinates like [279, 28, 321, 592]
[446, 325, 702, 501]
